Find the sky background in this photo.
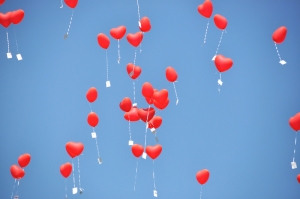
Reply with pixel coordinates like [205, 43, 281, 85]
[1, 0, 300, 198]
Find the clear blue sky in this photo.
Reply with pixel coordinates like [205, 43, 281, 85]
[1, 0, 300, 198]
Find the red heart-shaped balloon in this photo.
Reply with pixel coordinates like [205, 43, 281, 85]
[214, 14, 227, 30]
[127, 32, 143, 47]
[10, 9, 24, 25]
[139, 17, 151, 32]
[146, 144, 162, 160]
[0, 0, 5, 6]
[142, 82, 154, 98]
[119, 97, 132, 112]
[18, 153, 31, 168]
[196, 169, 210, 185]
[154, 98, 169, 110]
[86, 87, 97, 103]
[166, 66, 178, 82]
[124, 107, 140, 122]
[66, 142, 84, 158]
[87, 112, 99, 127]
[145, 97, 154, 104]
[110, 25, 126, 40]
[97, 33, 110, 49]
[60, 162, 72, 178]
[297, 174, 300, 184]
[148, 116, 162, 129]
[289, 113, 300, 131]
[64, 0, 78, 8]
[0, 12, 12, 28]
[214, 55, 233, 73]
[198, 0, 213, 18]
[138, 107, 155, 122]
[272, 26, 287, 44]
[131, 144, 144, 158]
[126, 63, 142, 79]
[153, 89, 169, 105]
[10, 165, 25, 179]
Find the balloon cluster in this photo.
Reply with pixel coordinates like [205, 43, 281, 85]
[10, 153, 31, 180]
[0, 9, 24, 28]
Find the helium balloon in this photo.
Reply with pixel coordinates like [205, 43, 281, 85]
[86, 87, 98, 103]
[214, 55, 233, 72]
[110, 25, 126, 40]
[145, 97, 154, 105]
[148, 116, 162, 129]
[119, 97, 132, 112]
[60, 162, 72, 178]
[64, 0, 78, 8]
[131, 144, 144, 158]
[66, 142, 84, 158]
[198, 0, 213, 18]
[97, 33, 110, 49]
[138, 108, 155, 122]
[87, 112, 99, 127]
[139, 17, 151, 32]
[10, 9, 24, 24]
[127, 32, 143, 47]
[196, 169, 210, 185]
[166, 66, 178, 82]
[297, 174, 300, 184]
[146, 144, 162, 160]
[272, 26, 287, 44]
[154, 98, 169, 110]
[289, 113, 300, 131]
[18, 153, 31, 168]
[126, 63, 142, 79]
[10, 165, 25, 179]
[153, 89, 169, 105]
[214, 14, 227, 30]
[124, 107, 140, 122]
[0, 0, 5, 6]
[142, 82, 154, 98]
[0, 12, 12, 28]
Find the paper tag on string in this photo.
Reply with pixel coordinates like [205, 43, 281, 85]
[98, 157, 102, 164]
[142, 152, 147, 159]
[16, 54, 22, 61]
[218, 79, 223, 86]
[128, 140, 134, 145]
[91, 132, 97, 138]
[132, 103, 137, 107]
[291, 161, 297, 169]
[150, 128, 156, 133]
[212, 55, 216, 61]
[72, 187, 78, 194]
[106, 81, 111, 88]
[153, 190, 158, 197]
[7, 52, 12, 59]
[279, 60, 286, 65]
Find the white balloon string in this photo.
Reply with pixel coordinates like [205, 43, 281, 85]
[202, 19, 209, 45]
[144, 105, 151, 149]
[218, 73, 221, 93]
[94, 133, 101, 163]
[200, 185, 203, 199]
[89, 103, 92, 112]
[133, 81, 136, 103]
[274, 42, 282, 61]
[128, 119, 132, 141]
[65, 10, 74, 38]
[72, 159, 76, 188]
[106, 49, 109, 81]
[117, 39, 121, 64]
[173, 82, 179, 105]
[136, 0, 141, 22]
[293, 132, 298, 162]
[215, 30, 224, 56]
[133, 158, 139, 191]
[78, 157, 81, 189]
[13, 26, 19, 53]
[60, 0, 63, 8]
[6, 30, 10, 53]
[65, 178, 68, 199]
[10, 179, 16, 199]
[134, 48, 137, 65]
[153, 160, 157, 190]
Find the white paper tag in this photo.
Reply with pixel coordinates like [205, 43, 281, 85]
[132, 103, 137, 107]
[72, 187, 78, 194]
[91, 132, 97, 138]
[212, 55, 216, 61]
[16, 54, 22, 61]
[138, 21, 141, 28]
[291, 161, 297, 169]
[106, 81, 111, 88]
[128, 140, 134, 145]
[279, 60, 286, 65]
[153, 190, 158, 197]
[150, 128, 156, 133]
[7, 52, 12, 59]
[218, 79, 223, 86]
[98, 157, 102, 164]
[142, 152, 147, 159]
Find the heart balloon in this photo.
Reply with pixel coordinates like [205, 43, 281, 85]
[272, 26, 287, 44]
[124, 107, 140, 122]
[0, 12, 12, 28]
[60, 162, 72, 178]
[142, 82, 154, 98]
[66, 142, 84, 158]
[146, 144, 162, 160]
[214, 54, 233, 72]
[214, 14, 227, 30]
[196, 169, 210, 185]
[297, 174, 300, 183]
[145, 97, 154, 104]
[64, 0, 78, 8]
[166, 66, 178, 82]
[153, 89, 169, 105]
[10, 165, 25, 179]
[289, 113, 300, 131]
[10, 9, 24, 25]
[119, 97, 132, 112]
[148, 116, 162, 129]
[86, 87, 97, 103]
[127, 32, 143, 47]
[110, 25, 126, 40]
[0, 0, 5, 6]
[197, 0, 213, 18]
[131, 144, 144, 158]
[139, 17, 151, 32]
[97, 33, 110, 49]
[154, 98, 169, 110]
[126, 63, 142, 79]
[18, 153, 31, 168]
[138, 108, 155, 122]
[87, 112, 99, 127]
